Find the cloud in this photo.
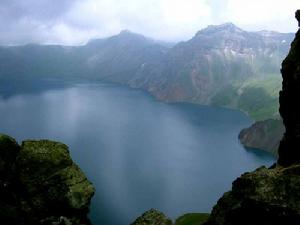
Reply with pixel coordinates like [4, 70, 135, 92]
[0, 0, 299, 45]
[222, 0, 300, 32]
[64, 0, 212, 42]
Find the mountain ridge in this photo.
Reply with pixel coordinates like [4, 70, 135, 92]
[0, 23, 294, 121]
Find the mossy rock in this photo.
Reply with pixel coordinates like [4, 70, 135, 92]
[16, 140, 95, 214]
[0, 135, 94, 224]
[17, 140, 73, 182]
[206, 165, 300, 225]
[175, 213, 210, 225]
[131, 209, 173, 225]
[45, 164, 95, 210]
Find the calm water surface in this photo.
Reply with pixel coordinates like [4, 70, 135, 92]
[0, 82, 275, 225]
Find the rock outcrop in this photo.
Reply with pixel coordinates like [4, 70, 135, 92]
[204, 165, 300, 225]
[131, 209, 173, 225]
[278, 10, 300, 166]
[238, 119, 285, 155]
[0, 134, 94, 225]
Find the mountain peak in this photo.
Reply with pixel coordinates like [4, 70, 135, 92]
[196, 23, 244, 36]
[119, 29, 134, 35]
[211, 22, 239, 29]
[116, 29, 149, 40]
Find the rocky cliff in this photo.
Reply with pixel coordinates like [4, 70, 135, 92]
[204, 165, 300, 225]
[238, 119, 285, 155]
[0, 134, 94, 225]
[278, 10, 300, 166]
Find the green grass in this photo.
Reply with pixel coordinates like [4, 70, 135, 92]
[175, 213, 210, 225]
[242, 75, 281, 98]
[238, 76, 281, 120]
[211, 75, 282, 121]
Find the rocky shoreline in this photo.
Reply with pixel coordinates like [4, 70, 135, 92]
[238, 119, 284, 156]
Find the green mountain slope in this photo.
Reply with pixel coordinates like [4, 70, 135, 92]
[0, 24, 294, 121]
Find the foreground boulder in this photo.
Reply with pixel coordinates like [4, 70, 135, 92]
[204, 165, 300, 225]
[0, 134, 95, 225]
[131, 209, 173, 225]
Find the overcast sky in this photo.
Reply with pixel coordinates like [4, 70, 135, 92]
[1, 0, 300, 45]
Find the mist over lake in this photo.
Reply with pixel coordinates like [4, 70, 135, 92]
[0, 82, 275, 225]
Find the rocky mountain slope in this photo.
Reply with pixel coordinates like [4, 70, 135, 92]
[0, 24, 293, 121]
[0, 134, 94, 225]
[238, 119, 285, 155]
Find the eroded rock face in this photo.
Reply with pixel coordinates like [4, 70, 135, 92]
[131, 209, 173, 225]
[278, 10, 300, 166]
[0, 134, 95, 225]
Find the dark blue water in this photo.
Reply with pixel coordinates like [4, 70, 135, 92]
[0, 82, 275, 224]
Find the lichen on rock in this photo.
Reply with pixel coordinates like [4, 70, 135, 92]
[0, 134, 95, 225]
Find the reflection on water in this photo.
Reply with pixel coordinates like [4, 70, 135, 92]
[0, 83, 275, 225]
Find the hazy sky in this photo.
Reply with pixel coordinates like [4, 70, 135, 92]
[1, 0, 300, 45]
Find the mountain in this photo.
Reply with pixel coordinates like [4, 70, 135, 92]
[138, 23, 292, 120]
[0, 24, 294, 121]
[0, 30, 168, 81]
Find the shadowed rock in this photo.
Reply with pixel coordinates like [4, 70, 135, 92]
[296, 10, 300, 26]
[204, 165, 300, 225]
[0, 134, 95, 225]
[278, 10, 300, 166]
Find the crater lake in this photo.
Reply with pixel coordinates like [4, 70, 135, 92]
[0, 81, 275, 225]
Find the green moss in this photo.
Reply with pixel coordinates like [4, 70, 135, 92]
[47, 164, 95, 209]
[16, 139, 95, 211]
[175, 213, 210, 225]
[17, 140, 73, 183]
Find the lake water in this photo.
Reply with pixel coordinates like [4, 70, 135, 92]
[0, 82, 275, 225]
